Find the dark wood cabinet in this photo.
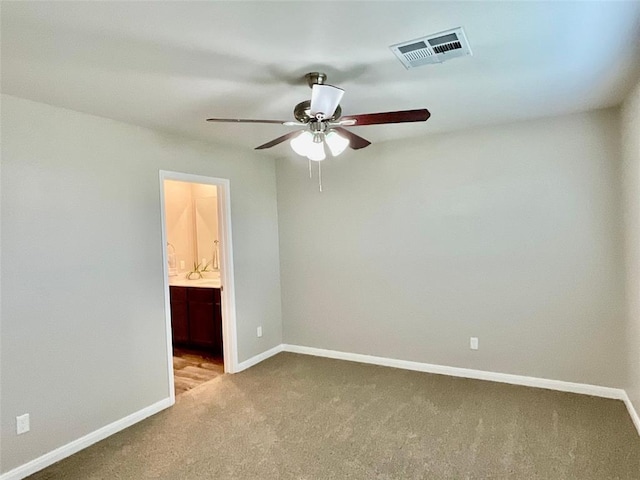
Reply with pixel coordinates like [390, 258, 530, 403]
[169, 286, 189, 344]
[170, 286, 222, 355]
[189, 301, 216, 347]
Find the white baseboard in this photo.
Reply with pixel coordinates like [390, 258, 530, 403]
[0, 397, 173, 480]
[622, 392, 640, 437]
[282, 344, 627, 400]
[236, 344, 284, 372]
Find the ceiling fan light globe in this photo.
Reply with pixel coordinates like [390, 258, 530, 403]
[325, 131, 350, 156]
[290, 131, 314, 156]
[307, 140, 326, 161]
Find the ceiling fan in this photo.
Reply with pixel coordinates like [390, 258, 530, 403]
[206, 72, 431, 190]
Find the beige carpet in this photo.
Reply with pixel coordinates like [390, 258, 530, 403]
[29, 353, 640, 479]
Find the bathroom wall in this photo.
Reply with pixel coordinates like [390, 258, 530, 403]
[164, 180, 196, 274]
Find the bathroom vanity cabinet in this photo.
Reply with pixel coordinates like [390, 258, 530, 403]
[170, 286, 222, 355]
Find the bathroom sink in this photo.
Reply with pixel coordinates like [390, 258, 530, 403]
[190, 278, 221, 287]
[168, 277, 221, 288]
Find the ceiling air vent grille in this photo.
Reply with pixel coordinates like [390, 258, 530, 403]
[390, 27, 472, 69]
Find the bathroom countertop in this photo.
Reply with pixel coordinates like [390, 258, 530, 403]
[168, 276, 221, 288]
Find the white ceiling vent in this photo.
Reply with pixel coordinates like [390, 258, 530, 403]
[390, 27, 472, 69]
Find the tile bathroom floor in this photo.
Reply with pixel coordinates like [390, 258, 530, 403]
[173, 348, 224, 396]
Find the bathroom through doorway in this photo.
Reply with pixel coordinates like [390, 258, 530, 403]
[159, 171, 238, 400]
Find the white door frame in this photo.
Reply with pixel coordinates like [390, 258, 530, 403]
[159, 170, 239, 401]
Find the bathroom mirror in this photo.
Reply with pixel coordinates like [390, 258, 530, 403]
[194, 196, 219, 269]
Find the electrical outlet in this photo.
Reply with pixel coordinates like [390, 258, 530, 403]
[470, 337, 479, 350]
[16, 414, 30, 435]
[180, 260, 185, 270]
[257, 326, 263, 338]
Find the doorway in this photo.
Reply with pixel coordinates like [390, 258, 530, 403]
[159, 171, 238, 401]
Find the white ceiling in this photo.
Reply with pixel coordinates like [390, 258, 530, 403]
[2, 1, 640, 155]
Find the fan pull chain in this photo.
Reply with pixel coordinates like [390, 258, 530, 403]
[308, 158, 312, 179]
[318, 161, 323, 192]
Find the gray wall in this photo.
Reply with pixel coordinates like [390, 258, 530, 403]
[277, 108, 627, 388]
[622, 79, 640, 417]
[0, 95, 282, 473]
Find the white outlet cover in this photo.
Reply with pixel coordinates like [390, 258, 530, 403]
[470, 337, 479, 350]
[16, 413, 30, 435]
[257, 326, 263, 338]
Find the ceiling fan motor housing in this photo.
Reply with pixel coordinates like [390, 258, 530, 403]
[294, 100, 342, 124]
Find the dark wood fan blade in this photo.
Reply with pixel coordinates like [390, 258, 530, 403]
[206, 118, 291, 125]
[340, 109, 430, 126]
[255, 131, 302, 150]
[334, 127, 371, 150]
